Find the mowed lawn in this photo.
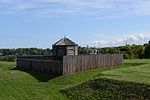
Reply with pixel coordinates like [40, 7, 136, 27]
[0, 59, 150, 100]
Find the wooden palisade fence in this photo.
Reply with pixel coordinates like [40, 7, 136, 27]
[17, 54, 123, 75]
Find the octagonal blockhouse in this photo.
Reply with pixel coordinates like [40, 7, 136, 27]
[52, 37, 78, 57]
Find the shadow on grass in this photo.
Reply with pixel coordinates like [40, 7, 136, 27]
[12, 67, 59, 82]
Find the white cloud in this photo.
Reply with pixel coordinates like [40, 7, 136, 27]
[89, 33, 150, 47]
[90, 40, 107, 47]
[1, 0, 150, 17]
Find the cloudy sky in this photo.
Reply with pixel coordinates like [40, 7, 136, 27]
[0, 0, 150, 48]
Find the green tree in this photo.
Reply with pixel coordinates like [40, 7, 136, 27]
[144, 41, 150, 58]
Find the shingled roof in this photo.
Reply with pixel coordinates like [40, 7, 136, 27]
[53, 37, 78, 46]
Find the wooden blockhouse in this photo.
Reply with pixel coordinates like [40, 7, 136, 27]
[52, 37, 78, 57]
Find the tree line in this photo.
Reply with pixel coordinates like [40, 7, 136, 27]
[78, 41, 150, 59]
[0, 41, 150, 59]
[0, 48, 52, 56]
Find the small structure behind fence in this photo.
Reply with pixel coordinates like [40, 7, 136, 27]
[17, 54, 123, 75]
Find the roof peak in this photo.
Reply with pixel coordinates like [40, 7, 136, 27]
[53, 37, 78, 46]
[64, 35, 66, 38]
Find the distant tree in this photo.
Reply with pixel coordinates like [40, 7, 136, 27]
[97, 48, 108, 54]
[78, 47, 90, 54]
[108, 47, 120, 54]
[131, 44, 144, 59]
[144, 41, 150, 58]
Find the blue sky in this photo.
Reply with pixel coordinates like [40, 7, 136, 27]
[0, 0, 150, 48]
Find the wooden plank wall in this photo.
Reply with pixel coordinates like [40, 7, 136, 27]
[17, 58, 63, 75]
[63, 54, 123, 74]
[17, 54, 123, 75]
[17, 55, 58, 60]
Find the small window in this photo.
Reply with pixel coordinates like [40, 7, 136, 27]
[69, 49, 74, 50]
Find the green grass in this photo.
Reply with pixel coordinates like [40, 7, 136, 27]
[61, 78, 150, 100]
[0, 59, 150, 100]
[96, 59, 150, 84]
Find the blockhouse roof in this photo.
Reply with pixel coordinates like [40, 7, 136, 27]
[53, 37, 78, 46]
